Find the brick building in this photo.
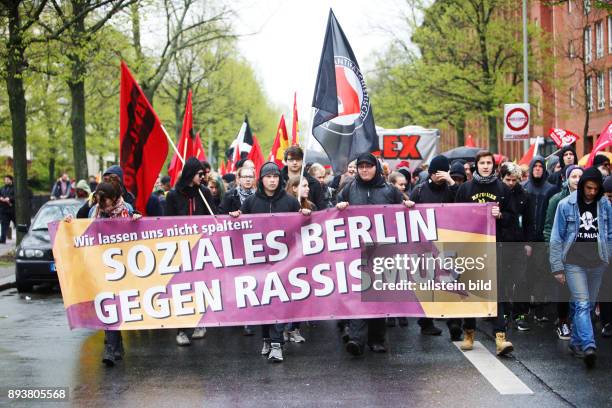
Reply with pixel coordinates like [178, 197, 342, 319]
[532, 0, 612, 157]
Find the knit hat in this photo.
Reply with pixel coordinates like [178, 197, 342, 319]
[450, 161, 466, 179]
[260, 162, 281, 178]
[604, 176, 612, 193]
[428, 155, 450, 174]
[592, 154, 610, 168]
[75, 179, 91, 195]
[564, 164, 582, 181]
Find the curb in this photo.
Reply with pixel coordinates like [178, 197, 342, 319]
[0, 276, 15, 292]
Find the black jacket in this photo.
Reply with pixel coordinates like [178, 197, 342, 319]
[337, 161, 404, 206]
[241, 176, 300, 215]
[218, 188, 256, 214]
[0, 184, 15, 214]
[281, 166, 326, 211]
[410, 178, 457, 204]
[166, 158, 216, 216]
[455, 175, 511, 240]
[499, 183, 534, 242]
[521, 156, 557, 241]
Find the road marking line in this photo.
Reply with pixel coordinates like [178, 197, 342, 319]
[454, 341, 534, 395]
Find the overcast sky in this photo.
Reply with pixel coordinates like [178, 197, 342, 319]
[233, 0, 411, 135]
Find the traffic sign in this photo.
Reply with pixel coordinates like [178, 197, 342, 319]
[503, 103, 530, 141]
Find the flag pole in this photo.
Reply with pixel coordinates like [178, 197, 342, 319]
[298, 107, 316, 198]
[161, 124, 218, 220]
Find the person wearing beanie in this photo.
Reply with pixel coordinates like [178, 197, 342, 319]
[231, 161, 304, 362]
[336, 152, 415, 356]
[550, 167, 612, 368]
[449, 161, 467, 185]
[592, 153, 610, 177]
[410, 155, 461, 339]
[455, 151, 513, 355]
[165, 157, 216, 346]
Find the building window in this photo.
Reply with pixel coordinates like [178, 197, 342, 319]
[570, 87, 576, 107]
[609, 69, 612, 106]
[584, 0, 591, 15]
[587, 76, 593, 112]
[596, 21, 604, 58]
[585, 26, 592, 64]
[608, 16, 612, 54]
[597, 71, 605, 109]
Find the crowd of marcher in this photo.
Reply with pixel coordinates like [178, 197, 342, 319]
[23, 143, 608, 368]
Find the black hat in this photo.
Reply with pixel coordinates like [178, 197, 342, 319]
[592, 154, 610, 168]
[428, 155, 450, 174]
[604, 176, 612, 193]
[260, 162, 281, 178]
[450, 162, 466, 179]
[356, 153, 378, 166]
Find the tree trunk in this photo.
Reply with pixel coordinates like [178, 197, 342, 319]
[48, 147, 56, 189]
[455, 117, 466, 146]
[68, 1, 89, 181]
[130, 2, 144, 64]
[4, 1, 31, 244]
[487, 115, 498, 153]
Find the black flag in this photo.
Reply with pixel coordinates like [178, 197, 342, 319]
[311, 9, 379, 174]
[226, 115, 254, 160]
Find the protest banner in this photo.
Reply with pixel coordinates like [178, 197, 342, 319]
[50, 204, 497, 330]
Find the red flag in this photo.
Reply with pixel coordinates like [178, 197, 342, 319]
[268, 115, 290, 167]
[464, 134, 476, 147]
[291, 92, 299, 146]
[247, 133, 265, 177]
[219, 160, 226, 176]
[193, 131, 207, 161]
[549, 128, 580, 148]
[119, 61, 169, 215]
[587, 121, 612, 167]
[230, 144, 241, 172]
[519, 143, 536, 166]
[168, 90, 196, 185]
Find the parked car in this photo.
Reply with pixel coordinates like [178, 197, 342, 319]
[15, 199, 83, 292]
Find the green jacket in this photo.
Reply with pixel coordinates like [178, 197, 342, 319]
[543, 184, 569, 242]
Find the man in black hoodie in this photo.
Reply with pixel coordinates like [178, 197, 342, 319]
[548, 146, 578, 190]
[455, 151, 513, 354]
[336, 152, 415, 356]
[234, 161, 303, 362]
[522, 156, 557, 321]
[281, 146, 326, 211]
[165, 157, 216, 346]
[410, 155, 462, 340]
[0, 175, 15, 243]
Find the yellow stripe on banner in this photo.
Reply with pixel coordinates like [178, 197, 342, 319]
[419, 301, 497, 318]
[437, 228, 496, 243]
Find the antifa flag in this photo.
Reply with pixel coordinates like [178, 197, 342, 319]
[119, 61, 168, 215]
[311, 9, 379, 174]
[226, 115, 254, 160]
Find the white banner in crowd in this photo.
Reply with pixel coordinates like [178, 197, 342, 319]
[376, 125, 440, 171]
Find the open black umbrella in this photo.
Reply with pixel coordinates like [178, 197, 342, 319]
[441, 146, 483, 162]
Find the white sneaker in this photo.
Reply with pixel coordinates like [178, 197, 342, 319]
[261, 341, 271, 355]
[268, 343, 283, 362]
[176, 331, 191, 346]
[289, 329, 306, 343]
[192, 327, 207, 339]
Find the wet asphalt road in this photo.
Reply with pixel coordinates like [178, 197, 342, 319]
[0, 287, 611, 408]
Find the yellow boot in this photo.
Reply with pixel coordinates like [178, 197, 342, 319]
[495, 332, 514, 356]
[460, 329, 474, 351]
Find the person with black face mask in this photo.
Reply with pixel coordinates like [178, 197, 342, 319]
[165, 157, 216, 346]
[336, 152, 415, 356]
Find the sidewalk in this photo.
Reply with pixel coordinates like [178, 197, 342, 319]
[0, 236, 16, 290]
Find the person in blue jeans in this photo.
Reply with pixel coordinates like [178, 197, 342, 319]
[550, 167, 612, 368]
